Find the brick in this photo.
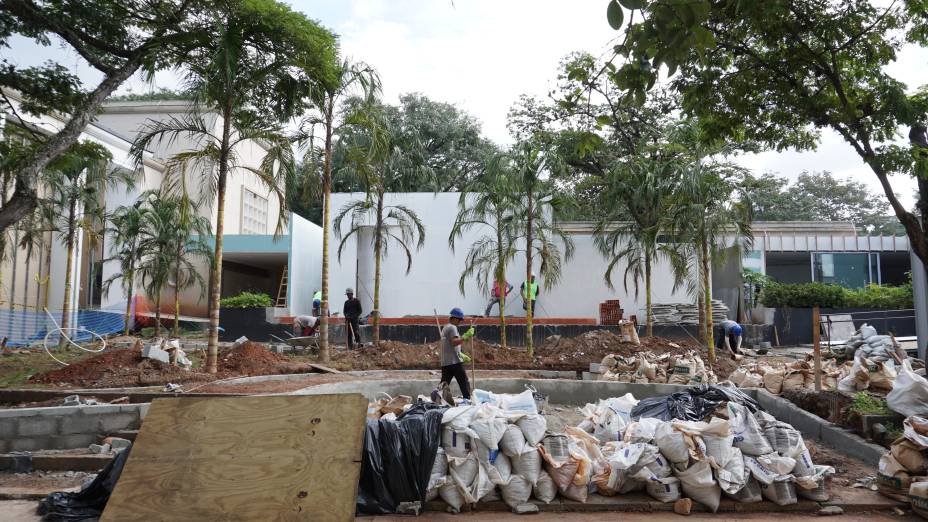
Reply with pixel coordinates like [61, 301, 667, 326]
[8, 438, 44, 452]
[142, 345, 170, 363]
[16, 416, 58, 437]
[59, 414, 102, 435]
[0, 419, 16, 438]
[80, 405, 124, 415]
[45, 434, 98, 450]
[99, 412, 139, 433]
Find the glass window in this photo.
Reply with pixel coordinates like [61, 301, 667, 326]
[241, 188, 268, 235]
[812, 252, 875, 288]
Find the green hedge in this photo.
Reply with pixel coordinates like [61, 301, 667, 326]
[219, 291, 273, 308]
[759, 281, 913, 309]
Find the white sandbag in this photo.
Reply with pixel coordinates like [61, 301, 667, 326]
[867, 334, 892, 346]
[517, 414, 547, 446]
[498, 390, 538, 415]
[860, 323, 877, 339]
[729, 403, 773, 456]
[792, 444, 815, 477]
[443, 405, 480, 434]
[480, 487, 501, 502]
[500, 424, 528, 457]
[644, 475, 682, 503]
[715, 447, 748, 495]
[605, 443, 647, 492]
[469, 404, 507, 450]
[759, 475, 798, 506]
[533, 470, 557, 503]
[625, 417, 663, 443]
[511, 446, 542, 485]
[439, 481, 465, 512]
[655, 422, 689, 464]
[675, 460, 721, 512]
[726, 477, 763, 503]
[638, 444, 672, 478]
[441, 454, 482, 511]
[475, 440, 513, 486]
[762, 421, 805, 457]
[795, 465, 834, 501]
[744, 453, 796, 484]
[703, 432, 736, 467]
[500, 475, 532, 508]
[888, 360, 928, 418]
[442, 425, 473, 458]
[559, 482, 589, 502]
[539, 435, 578, 491]
[427, 448, 449, 501]
[904, 416, 928, 448]
[593, 406, 628, 443]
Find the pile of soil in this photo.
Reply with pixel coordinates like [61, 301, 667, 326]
[28, 348, 209, 388]
[780, 389, 853, 424]
[217, 341, 305, 375]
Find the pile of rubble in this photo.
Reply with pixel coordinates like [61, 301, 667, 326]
[728, 360, 847, 395]
[599, 351, 716, 385]
[830, 323, 906, 363]
[650, 300, 729, 325]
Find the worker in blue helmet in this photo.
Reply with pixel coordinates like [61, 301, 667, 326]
[716, 319, 744, 359]
[439, 307, 474, 400]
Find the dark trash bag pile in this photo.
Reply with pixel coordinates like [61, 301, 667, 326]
[632, 384, 761, 421]
[36, 445, 131, 521]
[357, 402, 448, 514]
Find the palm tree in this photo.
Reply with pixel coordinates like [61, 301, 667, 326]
[511, 143, 575, 357]
[594, 158, 680, 337]
[103, 201, 145, 335]
[670, 161, 753, 362]
[449, 151, 517, 347]
[40, 142, 135, 344]
[298, 59, 380, 362]
[130, 4, 336, 372]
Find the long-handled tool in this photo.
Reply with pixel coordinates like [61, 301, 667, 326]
[469, 318, 477, 390]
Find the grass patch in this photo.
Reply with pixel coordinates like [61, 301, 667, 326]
[849, 392, 892, 415]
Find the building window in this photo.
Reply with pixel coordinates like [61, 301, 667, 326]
[811, 252, 880, 288]
[241, 188, 268, 235]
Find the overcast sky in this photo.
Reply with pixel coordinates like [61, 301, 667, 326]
[8, 0, 928, 207]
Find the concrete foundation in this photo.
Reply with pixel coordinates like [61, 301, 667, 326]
[0, 403, 149, 452]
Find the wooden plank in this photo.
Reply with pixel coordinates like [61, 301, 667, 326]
[101, 394, 367, 522]
[307, 363, 342, 374]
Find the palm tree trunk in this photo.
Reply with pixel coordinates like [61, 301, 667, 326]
[701, 238, 715, 363]
[496, 214, 507, 348]
[206, 102, 233, 374]
[59, 198, 77, 348]
[155, 292, 162, 338]
[124, 256, 134, 336]
[372, 192, 384, 346]
[525, 188, 534, 358]
[645, 251, 653, 338]
[173, 242, 181, 337]
[319, 100, 334, 363]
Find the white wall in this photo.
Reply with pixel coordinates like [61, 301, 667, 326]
[327, 192, 694, 319]
[288, 214, 324, 316]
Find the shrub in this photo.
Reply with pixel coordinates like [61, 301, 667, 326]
[759, 282, 848, 308]
[845, 283, 914, 309]
[219, 291, 273, 308]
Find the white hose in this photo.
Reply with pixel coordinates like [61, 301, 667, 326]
[43, 307, 106, 366]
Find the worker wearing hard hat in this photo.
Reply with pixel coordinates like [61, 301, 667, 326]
[440, 307, 474, 400]
[716, 319, 744, 359]
[521, 273, 540, 314]
[343, 288, 363, 350]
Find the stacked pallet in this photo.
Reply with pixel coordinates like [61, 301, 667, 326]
[599, 300, 624, 325]
[650, 300, 729, 325]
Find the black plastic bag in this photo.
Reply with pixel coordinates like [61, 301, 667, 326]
[357, 402, 447, 514]
[37, 445, 131, 521]
[631, 384, 761, 422]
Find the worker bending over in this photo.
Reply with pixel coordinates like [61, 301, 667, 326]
[716, 319, 744, 358]
[440, 307, 474, 400]
[293, 315, 318, 337]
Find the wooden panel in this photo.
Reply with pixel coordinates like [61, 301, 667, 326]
[101, 394, 367, 522]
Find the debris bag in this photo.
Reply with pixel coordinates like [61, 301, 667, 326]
[761, 420, 805, 457]
[593, 405, 628, 443]
[791, 444, 815, 477]
[625, 417, 663, 444]
[533, 470, 557, 504]
[728, 403, 773, 456]
[442, 426, 472, 458]
[498, 390, 539, 415]
[655, 421, 690, 464]
[517, 414, 546, 446]
[510, 446, 542, 485]
[500, 475, 533, 508]
[867, 359, 897, 392]
[468, 404, 507, 450]
[699, 418, 735, 466]
[480, 487, 500, 502]
[715, 447, 748, 495]
[448, 453, 494, 506]
[644, 475, 682, 503]
[37, 444, 132, 521]
[745, 453, 796, 484]
[759, 475, 797, 506]
[726, 476, 763, 503]
[475, 440, 513, 486]
[357, 403, 447, 514]
[904, 416, 928, 448]
[631, 385, 760, 422]
[500, 424, 528, 457]
[763, 368, 786, 395]
[442, 405, 480, 435]
[910, 481, 928, 519]
[638, 444, 672, 478]
[892, 438, 928, 474]
[675, 459, 722, 512]
[888, 360, 928, 417]
[878, 453, 913, 502]
[795, 465, 834, 502]
[426, 448, 448, 501]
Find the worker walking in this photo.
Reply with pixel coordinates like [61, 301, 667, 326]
[343, 288, 363, 349]
[440, 307, 474, 400]
[312, 289, 322, 316]
[521, 273, 539, 314]
[484, 279, 513, 317]
[716, 319, 744, 358]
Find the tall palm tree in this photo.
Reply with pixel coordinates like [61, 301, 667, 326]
[40, 142, 135, 344]
[130, 3, 336, 372]
[670, 161, 753, 362]
[103, 201, 145, 335]
[511, 143, 575, 357]
[594, 158, 680, 337]
[449, 151, 517, 347]
[298, 59, 380, 362]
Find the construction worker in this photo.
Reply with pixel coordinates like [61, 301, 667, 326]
[293, 315, 318, 337]
[343, 288, 363, 349]
[312, 289, 322, 316]
[440, 307, 474, 400]
[521, 273, 539, 314]
[716, 319, 744, 358]
[484, 279, 513, 317]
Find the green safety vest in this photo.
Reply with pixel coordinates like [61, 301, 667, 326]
[522, 281, 538, 300]
[313, 291, 322, 301]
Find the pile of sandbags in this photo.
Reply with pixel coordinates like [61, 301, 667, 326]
[878, 416, 928, 503]
[431, 389, 550, 512]
[572, 395, 833, 510]
[600, 350, 716, 386]
[729, 360, 845, 395]
[840, 323, 906, 363]
[837, 353, 897, 393]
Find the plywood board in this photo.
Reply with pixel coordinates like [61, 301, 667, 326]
[101, 394, 367, 522]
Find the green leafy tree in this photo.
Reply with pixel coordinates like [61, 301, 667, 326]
[131, 0, 337, 372]
[595, 157, 680, 337]
[40, 142, 135, 344]
[0, 0, 208, 232]
[449, 152, 519, 347]
[103, 201, 145, 335]
[595, 0, 928, 266]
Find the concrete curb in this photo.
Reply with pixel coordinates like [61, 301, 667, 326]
[0, 403, 147, 452]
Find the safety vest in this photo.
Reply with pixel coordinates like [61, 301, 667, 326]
[313, 291, 322, 301]
[522, 281, 538, 301]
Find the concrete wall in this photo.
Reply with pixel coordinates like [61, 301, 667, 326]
[288, 214, 324, 316]
[0, 403, 148, 452]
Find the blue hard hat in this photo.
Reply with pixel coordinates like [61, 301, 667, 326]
[732, 324, 743, 336]
[450, 307, 464, 320]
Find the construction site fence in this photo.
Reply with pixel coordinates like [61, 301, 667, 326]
[0, 304, 129, 347]
[774, 306, 916, 346]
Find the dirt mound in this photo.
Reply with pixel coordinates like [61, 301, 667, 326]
[28, 347, 212, 388]
[217, 341, 301, 375]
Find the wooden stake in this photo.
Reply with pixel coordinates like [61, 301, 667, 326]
[773, 325, 780, 347]
[470, 319, 477, 389]
[813, 305, 822, 391]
